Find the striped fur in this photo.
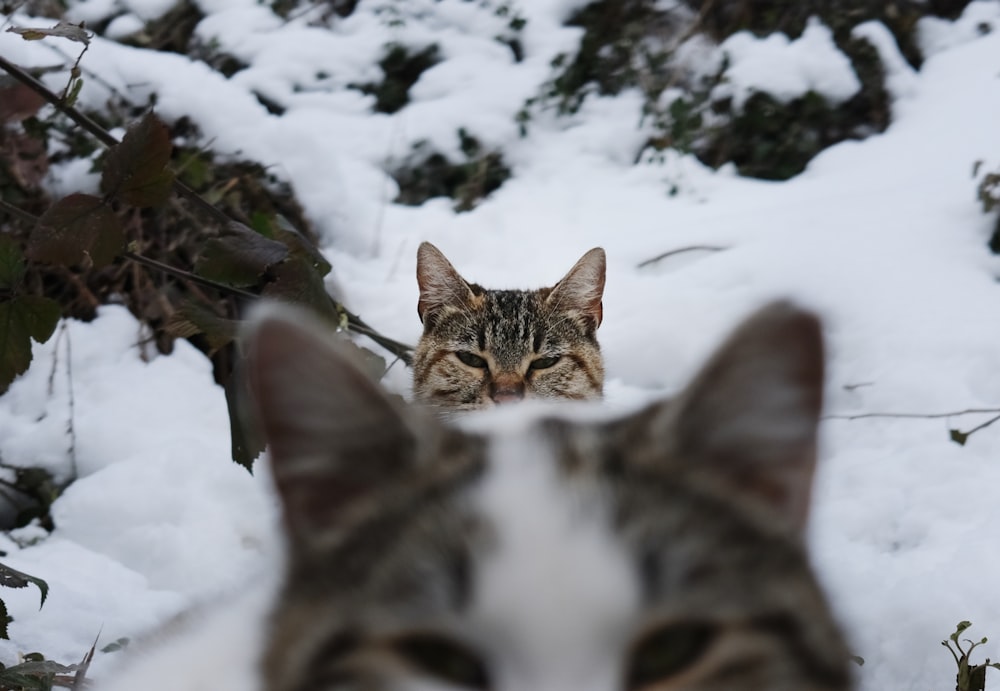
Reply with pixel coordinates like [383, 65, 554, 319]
[245, 301, 853, 691]
[413, 243, 606, 412]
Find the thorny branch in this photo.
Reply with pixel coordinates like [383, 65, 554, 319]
[0, 204, 414, 364]
[0, 57, 414, 365]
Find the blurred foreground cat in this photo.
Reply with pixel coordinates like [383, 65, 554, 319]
[413, 242, 606, 411]
[101, 301, 852, 691]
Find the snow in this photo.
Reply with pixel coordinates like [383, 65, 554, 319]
[851, 21, 919, 103]
[0, 0, 999, 689]
[716, 17, 862, 109]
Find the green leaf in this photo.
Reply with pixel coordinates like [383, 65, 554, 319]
[100, 637, 130, 653]
[0, 667, 51, 690]
[0, 561, 50, 608]
[29, 194, 124, 267]
[955, 622, 974, 641]
[339, 339, 387, 382]
[225, 375, 265, 471]
[262, 216, 338, 321]
[65, 76, 84, 109]
[0, 235, 26, 292]
[0, 598, 10, 640]
[0, 657, 80, 690]
[100, 112, 175, 207]
[273, 216, 331, 276]
[261, 258, 340, 324]
[950, 428, 969, 446]
[0, 296, 60, 393]
[969, 661, 987, 691]
[195, 221, 288, 288]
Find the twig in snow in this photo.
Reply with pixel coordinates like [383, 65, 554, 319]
[824, 407, 1000, 446]
[823, 408, 1000, 422]
[637, 245, 727, 269]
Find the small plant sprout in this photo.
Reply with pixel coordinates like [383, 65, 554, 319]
[942, 621, 1000, 691]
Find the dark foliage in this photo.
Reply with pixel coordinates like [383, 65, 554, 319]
[352, 43, 441, 114]
[532, 0, 964, 180]
[680, 0, 975, 68]
[392, 130, 511, 212]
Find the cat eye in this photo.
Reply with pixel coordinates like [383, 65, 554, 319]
[455, 351, 488, 369]
[529, 355, 561, 370]
[392, 633, 490, 689]
[625, 622, 716, 689]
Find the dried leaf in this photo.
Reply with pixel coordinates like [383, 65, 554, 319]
[950, 428, 968, 446]
[6, 21, 92, 45]
[195, 221, 288, 288]
[29, 194, 124, 267]
[0, 296, 60, 393]
[73, 631, 99, 688]
[165, 301, 238, 353]
[100, 112, 175, 207]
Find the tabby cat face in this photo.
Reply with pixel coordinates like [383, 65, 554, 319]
[245, 302, 853, 691]
[412, 243, 605, 412]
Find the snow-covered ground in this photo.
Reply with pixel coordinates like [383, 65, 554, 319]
[1, 0, 1000, 688]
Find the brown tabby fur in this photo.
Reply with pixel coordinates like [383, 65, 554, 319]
[412, 242, 606, 411]
[244, 301, 854, 691]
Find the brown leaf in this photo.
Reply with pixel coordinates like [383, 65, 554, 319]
[29, 194, 124, 267]
[2, 131, 49, 189]
[100, 112, 175, 207]
[165, 301, 238, 353]
[0, 81, 46, 123]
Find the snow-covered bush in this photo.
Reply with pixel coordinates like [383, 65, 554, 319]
[530, 0, 974, 180]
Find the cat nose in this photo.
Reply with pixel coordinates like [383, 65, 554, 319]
[492, 390, 524, 404]
[490, 378, 525, 405]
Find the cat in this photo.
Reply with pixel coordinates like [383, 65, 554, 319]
[412, 242, 606, 412]
[240, 300, 853, 691]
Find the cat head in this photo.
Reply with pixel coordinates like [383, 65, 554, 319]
[244, 302, 851, 691]
[412, 242, 606, 411]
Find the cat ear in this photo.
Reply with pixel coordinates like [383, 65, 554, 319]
[243, 304, 417, 546]
[668, 302, 824, 532]
[546, 248, 606, 329]
[416, 242, 476, 322]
